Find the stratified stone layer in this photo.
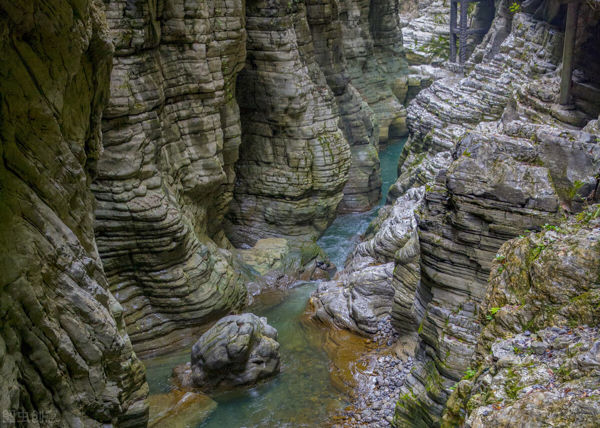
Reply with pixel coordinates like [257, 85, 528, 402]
[94, 0, 249, 354]
[226, 0, 352, 245]
[0, 1, 148, 426]
[390, 5, 600, 427]
[443, 210, 600, 427]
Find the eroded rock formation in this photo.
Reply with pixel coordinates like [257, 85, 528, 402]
[0, 1, 148, 426]
[390, 4, 600, 427]
[94, 0, 249, 355]
[175, 313, 281, 388]
[443, 210, 600, 427]
[309, 1, 600, 426]
[226, 0, 352, 245]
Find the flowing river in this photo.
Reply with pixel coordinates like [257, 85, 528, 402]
[144, 138, 406, 427]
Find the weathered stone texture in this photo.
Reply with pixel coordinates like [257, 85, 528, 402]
[94, 0, 249, 354]
[225, 0, 352, 246]
[390, 6, 600, 426]
[0, 1, 148, 426]
[442, 211, 600, 427]
[176, 313, 280, 388]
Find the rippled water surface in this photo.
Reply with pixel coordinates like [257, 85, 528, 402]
[144, 138, 406, 427]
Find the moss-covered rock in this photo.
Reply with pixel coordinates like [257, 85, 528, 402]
[442, 208, 600, 427]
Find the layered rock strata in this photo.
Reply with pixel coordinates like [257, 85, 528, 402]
[311, 187, 425, 340]
[94, 0, 249, 354]
[175, 313, 280, 388]
[225, 0, 352, 245]
[227, 0, 430, 241]
[390, 5, 600, 426]
[0, 1, 148, 426]
[443, 210, 600, 427]
[400, 0, 451, 66]
[312, 3, 600, 426]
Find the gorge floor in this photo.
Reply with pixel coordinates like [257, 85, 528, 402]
[143, 139, 407, 427]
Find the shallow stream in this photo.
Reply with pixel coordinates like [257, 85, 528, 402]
[144, 138, 406, 427]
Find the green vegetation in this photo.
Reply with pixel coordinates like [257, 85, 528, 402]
[463, 367, 477, 380]
[486, 307, 501, 321]
[418, 35, 453, 60]
[509, 2, 521, 13]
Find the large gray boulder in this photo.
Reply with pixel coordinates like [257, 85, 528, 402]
[184, 314, 281, 388]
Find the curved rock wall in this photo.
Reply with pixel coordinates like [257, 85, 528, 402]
[93, 0, 419, 352]
[227, 0, 423, 245]
[225, 0, 352, 246]
[94, 0, 249, 354]
[0, 1, 148, 426]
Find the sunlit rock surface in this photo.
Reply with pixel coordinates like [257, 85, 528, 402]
[0, 1, 148, 426]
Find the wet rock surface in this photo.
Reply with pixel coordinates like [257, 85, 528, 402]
[331, 317, 412, 428]
[175, 313, 281, 389]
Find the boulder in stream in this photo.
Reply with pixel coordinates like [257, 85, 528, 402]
[177, 313, 281, 388]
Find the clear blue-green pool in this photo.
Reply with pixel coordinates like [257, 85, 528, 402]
[144, 138, 406, 427]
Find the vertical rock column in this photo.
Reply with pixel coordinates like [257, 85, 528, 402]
[306, 0, 383, 213]
[94, 0, 248, 355]
[0, 0, 148, 426]
[340, 0, 410, 143]
[226, 0, 352, 246]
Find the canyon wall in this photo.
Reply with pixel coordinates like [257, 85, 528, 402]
[226, 0, 425, 245]
[311, 1, 600, 426]
[0, 1, 148, 426]
[443, 208, 600, 427]
[94, 0, 249, 355]
[393, 3, 600, 426]
[95, 0, 421, 354]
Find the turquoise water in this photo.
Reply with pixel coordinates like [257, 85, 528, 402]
[144, 138, 406, 427]
[199, 283, 343, 427]
[318, 139, 406, 267]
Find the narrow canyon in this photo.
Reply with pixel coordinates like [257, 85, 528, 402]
[0, 0, 599, 427]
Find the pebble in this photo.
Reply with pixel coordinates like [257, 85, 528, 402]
[335, 315, 412, 427]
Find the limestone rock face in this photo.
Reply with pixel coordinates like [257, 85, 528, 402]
[95, 0, 249, 354]
[181, 313, 281, 388]
[312, 263, 395, 334]
[390, 5, 600, 426]
[400, 0, 451, 66]
[227, 0, 427, 241]
[310, 187, 425, 337]
[226, 0, 352, 245]
[442, 211, 600, 427]
[0, 1, 148, 426]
